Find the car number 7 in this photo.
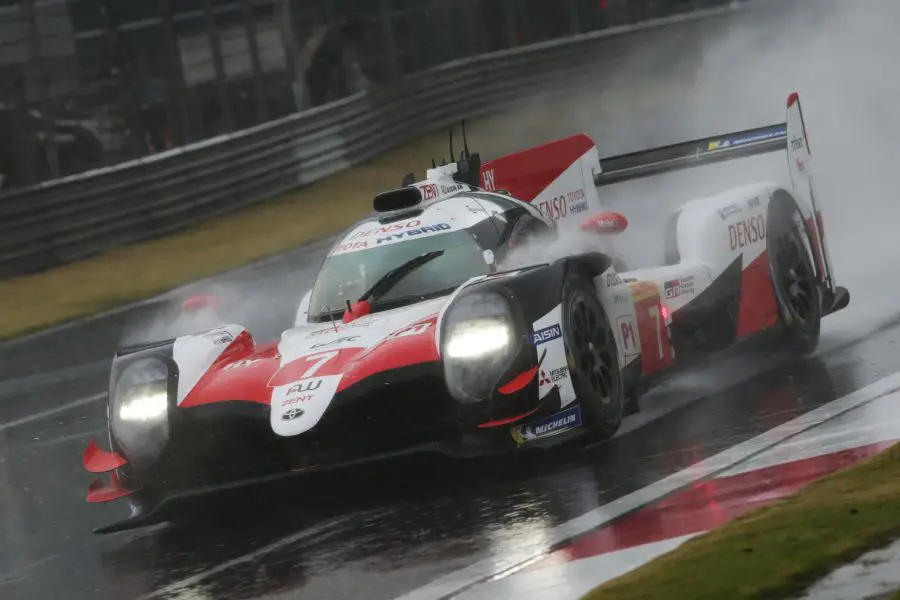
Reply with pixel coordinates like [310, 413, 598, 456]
[301, 351, 339, 378]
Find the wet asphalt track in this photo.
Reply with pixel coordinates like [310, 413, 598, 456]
[4, 0, 900, 598]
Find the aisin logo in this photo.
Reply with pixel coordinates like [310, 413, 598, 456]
[282, 407, 305, 421]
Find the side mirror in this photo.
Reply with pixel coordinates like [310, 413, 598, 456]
[579, 212, 628, 234]
[295, 290, 312, 326]
[181, 294, 221, 315]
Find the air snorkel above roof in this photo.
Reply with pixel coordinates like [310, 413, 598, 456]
[373, 186, 423, 214]
[376, 121, 482, 223]
[399, 120, 482, 189]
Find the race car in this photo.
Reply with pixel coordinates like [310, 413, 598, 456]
[82, 92, 848, 532]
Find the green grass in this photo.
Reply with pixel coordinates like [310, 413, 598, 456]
[0, 129, 456, 341]
[582, 442, 900, 600]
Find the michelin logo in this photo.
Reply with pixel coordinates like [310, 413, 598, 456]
[511, 405, 582, 444]
[531, 324, 562, 345]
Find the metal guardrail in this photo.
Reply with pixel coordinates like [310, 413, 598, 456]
[0, 2, 749, 279]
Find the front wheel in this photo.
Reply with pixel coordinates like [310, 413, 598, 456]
[561, 270, 624, 440]
[767, 199, 821, 354]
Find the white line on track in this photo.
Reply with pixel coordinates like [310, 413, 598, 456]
[134, 515, 354, 600]
[395, 370, 900, 600]
[0, 392, 106, 433]
[0, 360, 110, 399]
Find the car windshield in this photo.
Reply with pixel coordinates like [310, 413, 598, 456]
[309, 229, 490, 318]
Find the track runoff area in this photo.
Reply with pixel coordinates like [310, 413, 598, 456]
[399, 373, 900, 600]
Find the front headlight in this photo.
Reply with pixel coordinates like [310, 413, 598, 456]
[445, 318, 512, 359]
[442, 292, 517, 403]
[111, 358, 170, 468]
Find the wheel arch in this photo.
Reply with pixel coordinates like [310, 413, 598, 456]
[555, 251, 615, 283]
[765, 187, 822, 353]
[768, 187, 826, 283]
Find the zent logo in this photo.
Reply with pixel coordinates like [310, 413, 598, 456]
[282, 394, 313, 406]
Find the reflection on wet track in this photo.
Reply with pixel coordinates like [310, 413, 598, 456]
[4, 0, 900, 598]
[5, 320, 900, 600]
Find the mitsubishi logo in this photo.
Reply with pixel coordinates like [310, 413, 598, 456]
[539, 370, 551, 386]
[282, 407, 305, 421]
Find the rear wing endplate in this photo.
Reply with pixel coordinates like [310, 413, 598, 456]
[595, 123, 787, 186]
[592, 92, 846, 313]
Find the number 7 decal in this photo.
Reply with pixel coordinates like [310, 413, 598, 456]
[301, 351, 339, 378]
[647, 305, 664, 359]
[629, 282, 674, 375]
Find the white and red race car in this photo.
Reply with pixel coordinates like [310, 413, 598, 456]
[82, 93, 847, 532]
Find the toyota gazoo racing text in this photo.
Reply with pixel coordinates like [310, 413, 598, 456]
[82, 93, 848, 532]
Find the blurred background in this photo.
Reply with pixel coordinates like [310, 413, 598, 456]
[0, 0, 722, 190]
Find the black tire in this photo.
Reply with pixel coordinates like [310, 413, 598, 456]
[560, 270, 624, 440]
[767, 199, 821, 354]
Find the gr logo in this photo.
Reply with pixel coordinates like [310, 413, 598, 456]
[287, 379, 323, 394]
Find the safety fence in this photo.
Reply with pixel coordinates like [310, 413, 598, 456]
[0, 0, 753, 278]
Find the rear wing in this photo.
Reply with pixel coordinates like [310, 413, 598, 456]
[593, 92, 842, 308]
[594, 123, 787, 186]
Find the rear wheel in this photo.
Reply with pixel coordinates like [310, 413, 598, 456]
[767, 200, 821, 354]
[561, 271, 623, 440]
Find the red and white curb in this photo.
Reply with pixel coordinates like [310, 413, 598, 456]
[397, 372, 900, 600]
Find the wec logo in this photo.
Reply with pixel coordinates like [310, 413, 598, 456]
[310, 336, 359, 349]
